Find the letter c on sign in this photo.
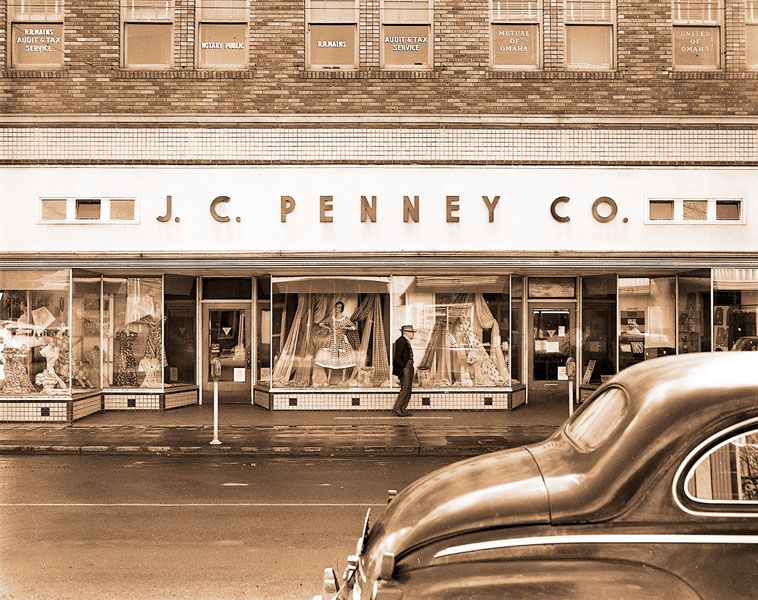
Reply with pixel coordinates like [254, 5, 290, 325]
[210, 196, 231, 223]
[550, 196, 570, 223]
[592, 197, 617, 223]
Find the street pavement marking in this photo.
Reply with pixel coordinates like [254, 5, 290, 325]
[0, 502, 387, 507]
[334, 416, 453, 420]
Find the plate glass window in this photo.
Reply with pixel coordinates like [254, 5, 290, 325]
[109, 199, 135, 221]
[40, 199, 67, 221]
[75, 200, 101, 220]
[649, 200, 674, 221]
[491, 1, 541, 69]
[683, 200, 708, 221]
[564, 0, 614, 70]
[122, 0, 173, 68]
[672, 0, 722, 70]
[306, 0, 359, 69]
[197, 0, 248, 69]
[10, 0, 64, 69]
[381, 0, 432, 69]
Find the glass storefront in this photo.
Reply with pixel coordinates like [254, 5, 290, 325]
[2, 268, 757, 407]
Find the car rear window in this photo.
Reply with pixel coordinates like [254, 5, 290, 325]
[565, 387, 629, 452]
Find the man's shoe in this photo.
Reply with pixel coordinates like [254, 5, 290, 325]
[401, 409, 413, 416]
[393, 409, 405, 417]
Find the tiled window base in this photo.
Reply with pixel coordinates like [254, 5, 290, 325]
[103, 392, 161, 410]
[270, 388, 525, 410]
[71, 393, 103, 421]
[164, 389, 199, 410]
[0, 397, 70, 422]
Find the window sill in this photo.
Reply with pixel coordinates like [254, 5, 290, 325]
[117, 69, 256, 79]
[2, 69, 66, 78]
[668, 70, 758, 79]
[300, 69, 440, 80]
[487, 70, 622, 80]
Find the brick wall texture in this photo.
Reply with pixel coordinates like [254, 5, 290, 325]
[1, 0, 757, 115]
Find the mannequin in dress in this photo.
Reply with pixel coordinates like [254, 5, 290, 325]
[39, 337, 67, 389]
[314, 301, 357, 386]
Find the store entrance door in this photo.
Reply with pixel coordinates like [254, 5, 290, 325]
[528, 302, 576, 403]
[202, 303, 252, 404]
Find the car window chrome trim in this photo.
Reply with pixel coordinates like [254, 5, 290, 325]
[433, 533, 758, 559]
[673, 415, 758, 518]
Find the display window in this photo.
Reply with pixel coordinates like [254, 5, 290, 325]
[0, 270, 70, 396]
[581, 276, 617, 385]
[713, 269, 758, 352]
[672, 0, 722, 70]
[72, 275, 103, 389]
[271, 277, 391, 389]
[164, 275, 197, 386]
[381, 0, 432, 70]
[618, 276, 676, 371]
[306, 0, 359, 70]
[392, 276, 514, 388]
[9, 0, 64, 69]
[677, 272, 711, 354]
[122, 0, 174, 69]
[101, 276, 164, 388]
[564, 0, 615, 70]
[256, 276, 272, 387]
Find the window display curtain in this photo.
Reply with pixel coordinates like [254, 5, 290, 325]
[272, 293, 388, 387]
[418, 293, 509, 386]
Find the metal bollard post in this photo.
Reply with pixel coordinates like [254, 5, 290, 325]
[566, 357, 576, 417]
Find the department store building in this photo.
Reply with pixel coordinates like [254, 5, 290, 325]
[0, 0, 756, 422]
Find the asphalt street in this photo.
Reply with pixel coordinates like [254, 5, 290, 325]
[0, 455, 461, 600]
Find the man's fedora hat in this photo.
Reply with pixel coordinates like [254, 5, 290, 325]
[400, 324, 416, 333]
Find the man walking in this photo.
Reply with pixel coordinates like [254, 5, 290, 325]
[392, 325, 415, 417]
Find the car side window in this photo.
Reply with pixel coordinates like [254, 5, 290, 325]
[565, 386, 628, 452]
[685, 428, 758, 503]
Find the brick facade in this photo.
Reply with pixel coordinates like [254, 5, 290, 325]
[1, 0, 757, 116]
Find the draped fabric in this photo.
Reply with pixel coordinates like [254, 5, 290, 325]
[418, 293, 510, 386]
[272, 293, 389, 387]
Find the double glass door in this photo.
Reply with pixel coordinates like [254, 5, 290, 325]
[202, 303, 252, 403]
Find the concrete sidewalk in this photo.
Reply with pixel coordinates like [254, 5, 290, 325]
[0, 404, 567, 457]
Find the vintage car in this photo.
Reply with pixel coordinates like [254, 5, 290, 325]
[316, 352, 758, 600]
[733, 336, 758, 352]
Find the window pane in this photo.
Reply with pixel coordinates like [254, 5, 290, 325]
[76, 199, 101, 220]
[123, 0, 171, 20]
[649, 200, 674, 220]
[581, 276, 617, 384]
[11, 23, 64, 68]
[674, 0, 719, 22]
[748, 25, 758, 68]
[565, 387, 628, 452]
[492, 0, 538, 21]
[41, 199, 67, 220]
[390, 275, 512, 389]
[308, 0, 357, 24]
[566, 0, 612, 23]
[382, 24, 431, 67]
[566, 24, 612, 68]
[110, 199, 135, 221]
[124, 23, 172, 67]
[383, 0, 430, 24]
[716, 200, 741, 221]
[673, 26, 720, 68]
[308, 24, 358, 68]
[198, 23, 247, 68]
[528, 277, 576, 299]
[12, 0, 64, 21]
[750, 1, 758, 22]
[678, 274, 711, 354]
[686, 430, 758, 502]
[492, 24, 539, 68]
[197, 0, 246, 21]
[683, 200, 708, 220]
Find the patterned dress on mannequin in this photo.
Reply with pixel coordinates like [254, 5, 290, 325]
[114, 330, 138, 386]
[314, 316, 356, 370]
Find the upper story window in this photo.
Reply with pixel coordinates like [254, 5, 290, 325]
[197, 0, 248, 69]
[565, 0, 615, 70]
[647, 198, 744, 224]
[381, 0, 433, 70]
[40, 198, 137, 223]
[672, 0, 722, 70]
[747, 1, 758, 69]
[9, 0, 64, 69]
[121, 0, 174, 69]
[491, 0, 542, 70]
[306, 0, 359, 70]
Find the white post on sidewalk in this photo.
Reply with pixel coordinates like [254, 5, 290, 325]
[566, 357, 576, 417]
[210, 354, 222, 445]
[568, 379, 574, 417]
